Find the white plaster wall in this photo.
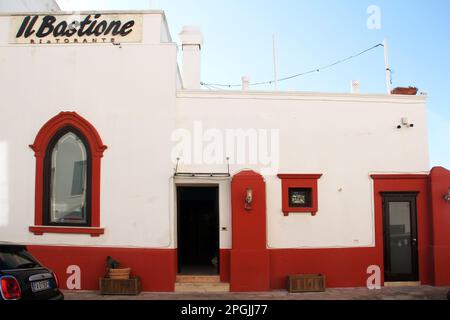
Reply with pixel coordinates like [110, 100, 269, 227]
[0, 11, 430, 250]
[0, 12, 179, 248]
[176, 91, 429, 248]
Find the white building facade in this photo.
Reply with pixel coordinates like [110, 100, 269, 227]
[0, 10, 449, 292]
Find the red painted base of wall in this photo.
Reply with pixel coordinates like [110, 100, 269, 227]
[28, 246, 177, 292]
[231, 250, 270, 292]
[270, 248, 381, 289]
[27, 244, 438, 292]
[24, 168, 450, 292]
[220, 249, 230, 283]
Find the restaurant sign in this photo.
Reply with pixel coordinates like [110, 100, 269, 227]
[9, 14, 143, 44]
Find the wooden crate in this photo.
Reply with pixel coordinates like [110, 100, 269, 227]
[287, 274, 326, 293]
[99, 277, 141, 295]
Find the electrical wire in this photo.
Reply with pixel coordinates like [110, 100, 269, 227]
[201, 43, 384, 88]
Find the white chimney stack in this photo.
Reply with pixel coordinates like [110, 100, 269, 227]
[242, 76, 250, 91]
[179, 26, 203, 90]
[351, 80, 360, 94]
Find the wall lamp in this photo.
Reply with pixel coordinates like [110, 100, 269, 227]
[444, 188, 450, 204]
[245, 188, 253, 211]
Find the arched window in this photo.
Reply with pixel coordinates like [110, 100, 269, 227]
[29, 112, 107, 237]
[43, 128, 91, 227]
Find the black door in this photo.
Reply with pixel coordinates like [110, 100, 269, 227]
[382, 193, 419, 282]
[177, 187, 219, 275]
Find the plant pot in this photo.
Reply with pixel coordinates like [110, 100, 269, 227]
[99, 277, 141, 295]
[287, 274, 326, 293]
[391, 87, 418, 95]
[108, 267, 131, 280]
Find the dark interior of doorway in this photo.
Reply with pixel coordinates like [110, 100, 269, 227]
[177, 186, 219, 275]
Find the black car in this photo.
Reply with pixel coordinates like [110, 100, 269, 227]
[0, 242, 63, 300]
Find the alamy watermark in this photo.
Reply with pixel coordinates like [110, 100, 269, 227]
[367, 5, 382, 30]
[367, 265, 382, 290]
[171, 121, 280, 176]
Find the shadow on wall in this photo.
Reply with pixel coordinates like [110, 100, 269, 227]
[0, 141, 9, 228]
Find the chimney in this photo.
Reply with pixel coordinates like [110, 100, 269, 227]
[242, 76, 250, 91]
[179, 26, 203, 90]
[350, 80, 360, 94]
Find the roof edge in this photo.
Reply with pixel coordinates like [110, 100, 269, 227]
[0, 9, 166, 17]
[177, 89, 428, 104]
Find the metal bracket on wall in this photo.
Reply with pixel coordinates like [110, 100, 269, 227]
[173, 157, 231, 178]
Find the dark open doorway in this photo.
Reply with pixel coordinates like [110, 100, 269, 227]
[177, 186, 219, 275]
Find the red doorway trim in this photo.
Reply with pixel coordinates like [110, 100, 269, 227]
[370, 174, 433, 285]
[370, 174, 429, 180]
[29, 112, 107, 235]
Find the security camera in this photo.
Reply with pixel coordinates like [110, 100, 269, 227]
[397, 117, 415, 129]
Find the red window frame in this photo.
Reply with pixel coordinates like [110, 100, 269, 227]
[277, 174, 323, 216]
[29, 112, 107, 237]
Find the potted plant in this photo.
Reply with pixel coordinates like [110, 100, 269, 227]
[99, 256, 141, 295]
[105, 256, 131, 280]
[391, 86, 418, 95]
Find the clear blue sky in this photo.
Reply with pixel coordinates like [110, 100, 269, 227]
[58, 0, 450, 169]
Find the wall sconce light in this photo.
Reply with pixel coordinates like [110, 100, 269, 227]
[444, 188, 450, 204]
[245, 188, 253, 211]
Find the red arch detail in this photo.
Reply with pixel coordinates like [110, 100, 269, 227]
[29, 112, 107, 236]
[30, 112, 107, 156]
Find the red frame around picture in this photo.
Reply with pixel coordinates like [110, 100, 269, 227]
[277, 174, 323, 216]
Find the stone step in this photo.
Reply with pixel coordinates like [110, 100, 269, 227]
[175, 282, 230, 293]
[384, 281, 421, 288]
[176, 275, 221, 283]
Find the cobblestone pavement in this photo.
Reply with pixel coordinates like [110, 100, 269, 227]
[62, 286, 450, 300]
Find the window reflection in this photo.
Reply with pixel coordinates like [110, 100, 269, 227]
[49, 132, 88, 224]
[388, 202, 412, 274]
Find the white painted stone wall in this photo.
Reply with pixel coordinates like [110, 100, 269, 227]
[0, 10, 429, 250]
[176, 91, 429, 249]
[0, 12, 179, 249]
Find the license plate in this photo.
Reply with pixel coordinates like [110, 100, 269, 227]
[31, 280, 51, 293]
